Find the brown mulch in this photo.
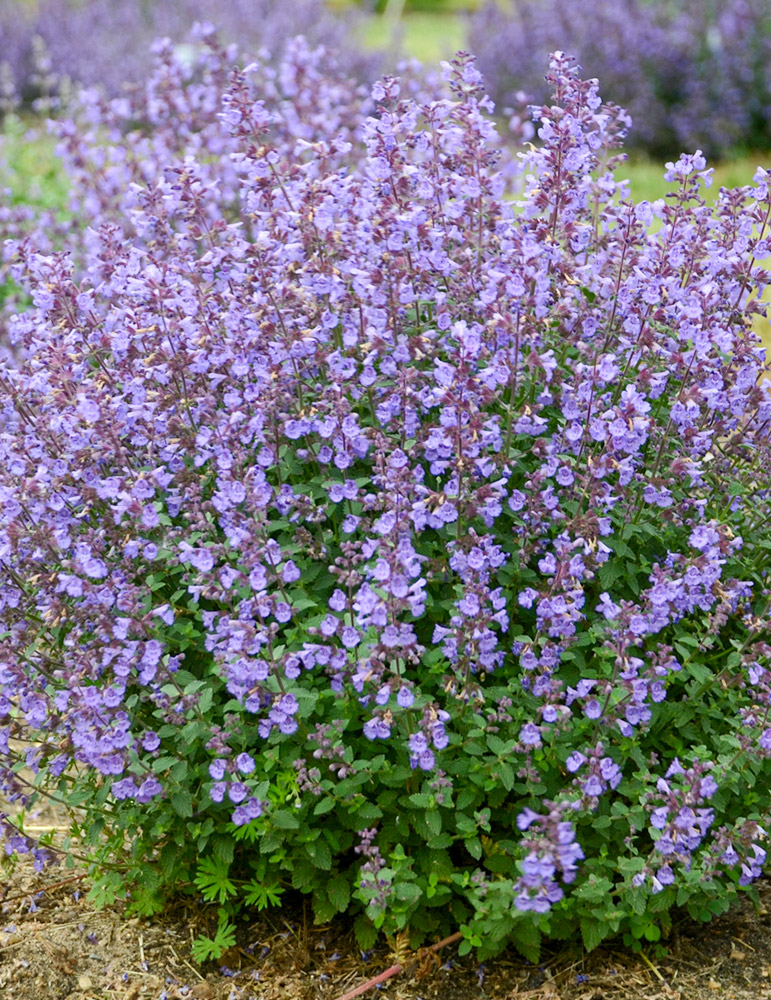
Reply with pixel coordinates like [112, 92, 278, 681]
[4, 800, 771, 999]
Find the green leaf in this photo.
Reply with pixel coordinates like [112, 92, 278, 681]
[291, 858, 317, 891]
[272, 809, 301, 829]
[455, 814, 477, 836]
[307, 838, 332, 870]
[170, 790, 193, 818]
[152, 756, 178, 773]
[574, 876, 614, 903]
[295, 689, 319, 718]
[355, 801, 383, 823]
[354, 914, 378, 951]
[194, 857, 237, 904]
[580, 916, 609, 953]
[87, 871, 124, 909]
[394, 882, 421, 903]
[313, 887, 338, 924]
[599, 559, 624, 589]
[170, 759, 189, 782]
[160, 843, 179, 880]
[497, 762, 515, 791]
[510, 919, 541, 963]
[425, 810, 442, 837]
[327, 875, 350, 913]
[191, 911, 236, 964]
[244, 879, 284, 910]
[486, 735, 507, 755]
[292, 596, 320, 612]
[212, 837, 235, 866]
[456, 787, 479, 811]
[464, 837, 482, 860]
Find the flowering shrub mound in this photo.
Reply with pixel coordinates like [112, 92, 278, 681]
[3, 48, 771, 962]
[470, 0, 771, 159]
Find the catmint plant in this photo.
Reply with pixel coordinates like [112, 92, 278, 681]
[2, 44, 771, 963]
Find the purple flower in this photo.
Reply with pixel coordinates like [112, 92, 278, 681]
[111, 778, 138, 800]
[141, 731, 160, 752]
[341, 626, 361, 649]
[413, 749, 435, 771]
[136, 777, 163, 802]
[363, 718, 390, 740]
[582, 775, 603, 797]
[209, 783, 227, 804]
[656, 865, 674, 886]
[566, 751, 586, 773]
[227, 782, 248, 804]
[282, 561, 301, 583]
[596, 593, 620, 619]
[186, 547, 214, 574]
[236, 753, 255, 775]
[520, 723, 542, 746]
[396, 687, 414, 708]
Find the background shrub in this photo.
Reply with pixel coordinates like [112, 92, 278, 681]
[3, 44, 771, 963]
[0, 0, 374, 106]
[470, 0, 771, 158]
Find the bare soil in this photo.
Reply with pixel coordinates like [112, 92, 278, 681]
[4, 800, 771, 1000]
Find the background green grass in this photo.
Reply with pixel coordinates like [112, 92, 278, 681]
[360, 9, 468, 63]
[0, 115, 68, 209]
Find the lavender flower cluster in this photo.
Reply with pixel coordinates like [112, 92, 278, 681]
[470, 0, 771, 158]
[2, 38, 771, 958]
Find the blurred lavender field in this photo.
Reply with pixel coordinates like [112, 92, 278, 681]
[0, 0, 376, 105]
[470, 0, 771, 159]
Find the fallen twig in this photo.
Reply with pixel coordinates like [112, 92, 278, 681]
[639, 949, 665, 982]
[0, 872, 89, 905]
[332, 930, 463, 1000]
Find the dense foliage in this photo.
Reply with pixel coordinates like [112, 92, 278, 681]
[3, 38, 771, 963]
[470, 0, 771, 158]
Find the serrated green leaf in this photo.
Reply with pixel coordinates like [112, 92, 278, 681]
[425, 810, 442, 837]
[496, 762, 514, 791]
[394, 881, 421, 903]
[152, 756, 178, 773]
[580, 916, 608, 953]
[465, 837, 482, 859]
[327, 875, 350, 912]
[212, 837, 235, 866]
[171, 759, 188, 782]
[171, 790, 193, 817]
[354, 914, 378, 951]
[510, 919, 541, 962]
[486, 734, 507, 755]
[271, 809, 301, 829]
[307, 838, 332, 870]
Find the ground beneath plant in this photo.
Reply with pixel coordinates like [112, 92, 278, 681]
[4, 801, 771, 1000]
